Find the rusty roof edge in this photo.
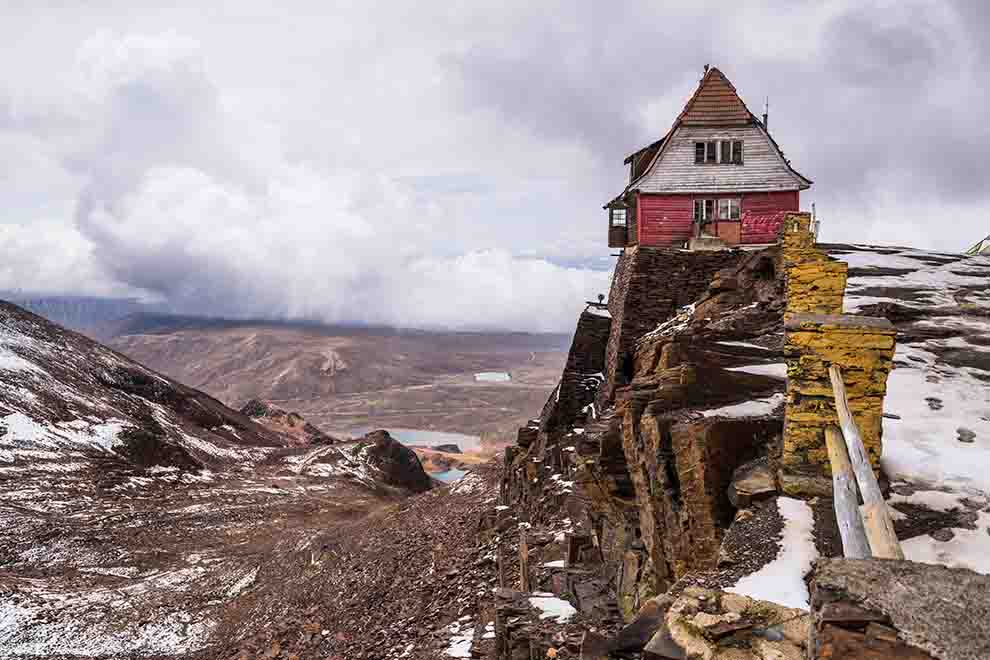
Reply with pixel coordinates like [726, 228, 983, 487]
[623, 138, 665, 164]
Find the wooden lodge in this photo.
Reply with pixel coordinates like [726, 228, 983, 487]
[607, 66, 811, 249]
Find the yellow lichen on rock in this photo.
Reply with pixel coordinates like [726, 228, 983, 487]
[781, 212, 848, 315]
[781, 313, 895, 494]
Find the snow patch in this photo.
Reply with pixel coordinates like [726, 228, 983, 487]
[726, 497, 818, 609]
[528, 594, 577, 623]
[700, 393, 785, 419]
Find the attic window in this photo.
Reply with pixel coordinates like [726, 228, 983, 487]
[610, 208, 627, 227]
[696, 140, 742, 164]
[731, 140, 743, 164]
[695, 141, 718, 163]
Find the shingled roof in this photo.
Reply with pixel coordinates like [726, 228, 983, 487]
[610, 66, 812, 199]
[676, 66, 753, 126]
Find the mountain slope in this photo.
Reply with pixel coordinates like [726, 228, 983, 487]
[0, 301, 433, 658]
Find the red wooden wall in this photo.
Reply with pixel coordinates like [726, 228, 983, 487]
[636, 194, 693, 246]
[636, 191, 800, 247]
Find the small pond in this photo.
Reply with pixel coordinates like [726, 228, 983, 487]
[432, 468, 467, 483]
[474, 371, 511, 383]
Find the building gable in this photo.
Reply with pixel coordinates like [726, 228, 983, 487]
[624, 67, 811, 194]
[634, 124, 810, 194]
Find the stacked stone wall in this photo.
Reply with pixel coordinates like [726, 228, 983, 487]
[525, 308, 610, 440]
[780, 213, 896, 494]
[782, 212, 847, 314]
[782, 314, 895, 492]
[600, 246, 744, 405]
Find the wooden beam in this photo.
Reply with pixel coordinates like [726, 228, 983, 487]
[519, 533, 531, 591]
[828, 365, 904, 560]
[825, 425, 871, 559]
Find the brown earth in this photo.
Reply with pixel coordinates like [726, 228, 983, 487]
[105, 316, 568, 439]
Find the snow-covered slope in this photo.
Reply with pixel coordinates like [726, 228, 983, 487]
[828, 244, 990, 575]
[0, 301, 433, 657]
[0, 301, 294, 476]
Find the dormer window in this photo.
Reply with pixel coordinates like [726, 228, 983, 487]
[694, 140, 743, 164]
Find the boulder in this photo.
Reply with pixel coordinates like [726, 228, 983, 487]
[656, 587, 808, 660]
[727, 457, 777, 508]
[360, 430, 433, 493]
[810, 558, 990, 660]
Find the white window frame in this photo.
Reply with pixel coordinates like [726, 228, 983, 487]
[610, 208, 627, 227]
[717, 198, 741, 220]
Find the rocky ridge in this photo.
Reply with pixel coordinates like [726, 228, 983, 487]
[481, 236, 990, 659]
[0, 302, 434, 657]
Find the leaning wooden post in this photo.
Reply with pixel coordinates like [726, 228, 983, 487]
[828, 365, 904, 559]
[519, 532, 531, 591]
[824, 425, 871, 558]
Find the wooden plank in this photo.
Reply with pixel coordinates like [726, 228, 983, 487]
[825, 425, 871, 559]
[497, 542, 506, 588]
[829, 365, 904, 560]
[637, 125, 805, 194]
[519, 533, 531, 592]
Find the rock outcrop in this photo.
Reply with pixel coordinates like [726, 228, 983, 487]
[492, 223, 990, 659]
[810, 558, 990, 660]
[358, 429, 434, 493]
[240, 398, 339, 446]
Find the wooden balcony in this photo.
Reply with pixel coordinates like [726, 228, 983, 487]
[608, 224, 628, 248]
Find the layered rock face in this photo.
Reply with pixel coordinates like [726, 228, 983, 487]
[500, 244, 797, 643]
[601, 247, 748, 403]
[493, 221, 990, 659]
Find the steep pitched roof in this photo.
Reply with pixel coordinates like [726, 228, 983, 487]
[612, 66, 812, 199]
[676, 66, 753, 126]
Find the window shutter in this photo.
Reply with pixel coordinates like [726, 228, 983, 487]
[695, 142, 705, 164]
[733, 141, 743, 164]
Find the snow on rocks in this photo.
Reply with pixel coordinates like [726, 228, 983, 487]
[528, 593, 577, 623]
[726, 497, 818, 609]
[881, 343, 990, 494]
[726, 362, 787, 379]
[699, 392, 785, 419]
[443, 619, 475, 657]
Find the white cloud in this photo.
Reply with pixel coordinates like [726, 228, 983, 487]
[0, 3, 987, 331]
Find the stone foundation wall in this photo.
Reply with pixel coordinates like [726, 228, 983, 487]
[782, 212, 847, 315]
[782, 314, 896, 493]
[529, 308, 611, 438]
[600, 246, 744, 405]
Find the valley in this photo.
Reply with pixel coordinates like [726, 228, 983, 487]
[105, 317, 569, 441]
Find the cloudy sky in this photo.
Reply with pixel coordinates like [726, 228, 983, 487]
[1, 1, 987, 331]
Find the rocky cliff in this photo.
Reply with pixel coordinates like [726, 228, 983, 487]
[481, 226, 990, 659]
